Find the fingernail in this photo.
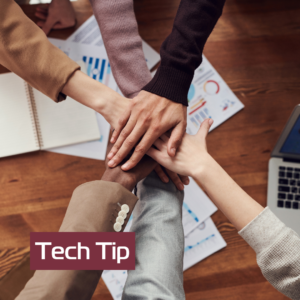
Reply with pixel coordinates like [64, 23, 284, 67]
[110, 137, 115, 143]
[107, 152, 113, 159]
[171, 148, 176, 156]
[179, 183, 184, 190]
[108, 160, 115, 167]
[184, 178, 190, 185]
[122, 162, 129, 170]
[164, 177, 169, 183]
[209, 118, 214, 125]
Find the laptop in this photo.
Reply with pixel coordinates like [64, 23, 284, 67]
[267, 105, 300, 235]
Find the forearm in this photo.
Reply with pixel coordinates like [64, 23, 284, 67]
[62, 70, 130, 129]
[198, 158, 300, 299]
[0, 0, 79, 102]
[143, 0, 225, 105]
[90, 0, 152, 98]
[194, 155, 263, 231]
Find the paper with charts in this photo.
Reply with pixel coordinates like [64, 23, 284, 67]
[102, 217, 226, 300]
[186, 55, 244, 135]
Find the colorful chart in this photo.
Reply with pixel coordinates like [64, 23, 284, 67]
[183, 202, 199, 222]
[82, 56, 107, 83]
[184, 234, 215, 252]
[203, 80, 220, 95]
[221, 99, 235, 111]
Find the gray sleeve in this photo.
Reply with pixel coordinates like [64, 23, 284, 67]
[239, 207, 300, 300]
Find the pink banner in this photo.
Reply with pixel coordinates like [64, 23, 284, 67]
[30, 232, 135, 270]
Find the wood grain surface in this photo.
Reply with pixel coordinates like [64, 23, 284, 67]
[1, 0, 300, 298]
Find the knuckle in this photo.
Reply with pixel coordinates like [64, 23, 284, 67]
[142, 113, 152, 123]
[135, 145, 145, 154]
[131, 98, 139, 107]
[124, 137, 135, 147]
[114, 152, 123, 162]
[151, 124, 160, 133]
[120, 129, 129, 138]
[112, 144, 120, 152]
[118, 118, 125, 126]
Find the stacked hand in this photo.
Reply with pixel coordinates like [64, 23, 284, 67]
[102, 142, 157, 191]
[147, 118, 214, 179]
[106, 90, 189, 190]
[108, 91, 187, 170]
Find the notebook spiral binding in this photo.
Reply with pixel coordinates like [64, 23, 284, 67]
[24, 83, 43, 149]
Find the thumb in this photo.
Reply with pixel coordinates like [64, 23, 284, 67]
[167, 122, 186, 157]
[42, 16, 57, 35]
[196, 118, 213, 140]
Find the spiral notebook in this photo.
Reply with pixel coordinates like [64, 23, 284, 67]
[0, 72, 100, 158]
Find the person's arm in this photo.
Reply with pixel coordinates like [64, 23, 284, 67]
[143, 0, 225, 106]
[15, 181, 137, 300]
[107, 0, 225, 170]
[0, 0, 79, 102]
[0, 0, 131, 130]
[91, 0, 189, 190]
[147, 119, 264, 230]
[90, 0, 188, 171]
[239, 208, 300, 300]
[147, 119, 300, 299]
[61, 70, 130, 130]
[90, 0, 151, 99]
[15, 145, 156, 300]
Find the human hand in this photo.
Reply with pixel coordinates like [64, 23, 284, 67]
[147, 118, 214, 178]
[107, 90, 187, 171]
[154, 165, 189, 191]
[35, 0, 76, 35]
[102, 142, 157, 191]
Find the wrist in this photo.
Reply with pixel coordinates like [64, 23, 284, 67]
[191, 154, 217, 183]
[62, 70, 106, 111]
[101, 170, 136, 192]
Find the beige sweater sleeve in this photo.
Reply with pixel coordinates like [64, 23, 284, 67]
[0, 0, 80, 102]
[239, 207, 300, 299]
[15, 181, 138, 300]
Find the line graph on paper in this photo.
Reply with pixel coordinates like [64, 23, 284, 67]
[183, 218, 227, 270]
[182, 202, 200, 235]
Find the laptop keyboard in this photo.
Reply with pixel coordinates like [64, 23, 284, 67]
[278, 166, 300, 209]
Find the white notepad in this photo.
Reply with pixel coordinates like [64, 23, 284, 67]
[0, 72, 100, 158]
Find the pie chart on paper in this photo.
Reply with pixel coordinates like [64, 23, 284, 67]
[203, 80, 220, 95]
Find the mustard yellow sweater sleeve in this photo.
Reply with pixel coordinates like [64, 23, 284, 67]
[0, 0, 80, 102]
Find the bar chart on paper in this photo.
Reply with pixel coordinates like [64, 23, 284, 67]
[82, 56, 111, 85]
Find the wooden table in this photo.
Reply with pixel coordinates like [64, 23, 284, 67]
[1, 0, 299, 298]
